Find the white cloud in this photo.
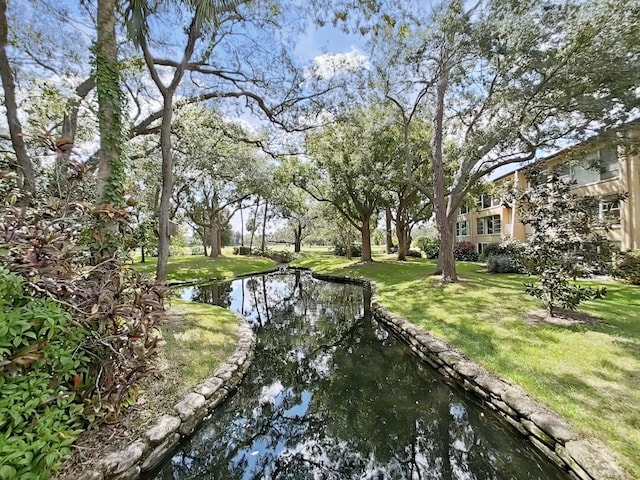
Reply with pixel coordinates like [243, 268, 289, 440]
[309, 47, 370, 80]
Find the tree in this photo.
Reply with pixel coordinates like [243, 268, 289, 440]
[93, 0, 127, 262]
[0, 0, 35, 198]
[516, 168, 615, 316]
[272, 160, 317, 253]
[303, 108, 393, 262]
[172, 105, 269, 258]
[354, 0, 640, 282]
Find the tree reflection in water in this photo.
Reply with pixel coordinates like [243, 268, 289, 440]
[151, 271, 567, 480]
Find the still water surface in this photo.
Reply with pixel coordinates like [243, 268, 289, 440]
[148, 271, 567, 479]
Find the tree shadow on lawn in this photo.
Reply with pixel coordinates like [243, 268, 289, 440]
[541, 369, 640, 478]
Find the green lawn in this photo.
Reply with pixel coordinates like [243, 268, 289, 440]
[134, 300, 239, 427]
[292, 253, 640, 478]
[129, 253, 277, 282]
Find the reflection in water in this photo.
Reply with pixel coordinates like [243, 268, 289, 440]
[150, 271, 567, 479]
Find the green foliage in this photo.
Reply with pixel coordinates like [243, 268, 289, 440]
[478, 243, 500, 261]
[613, 250, 640, 285]
[0, 268, 90, 479]
[0, 175, 166, 431]
[414, 236, 439, 259]
[405, 249, 422, 258]
[261, 249, 296, 264]
[233, 246, 253, 256]
[333, 243, 362, 258]
[486, 254, 522, 274]
[454, 241, 478, 262]
[516, 169, 612, 314]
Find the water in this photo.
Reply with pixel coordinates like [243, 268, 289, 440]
[148, 270, 568, 480]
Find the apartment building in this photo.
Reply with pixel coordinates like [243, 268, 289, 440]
[455, 124, 640, 253]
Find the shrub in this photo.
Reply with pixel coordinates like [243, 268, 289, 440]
[333, 243, 362, 257]
[406, 249, 422, 258]
[414, 236, 439, 259]
[262, 249, 296, 263]
[233, 246, 253, 256]
[0, 268, 90, 478]
[479, 243, 501, 261]
[613, 250, 640, 285]
[487, 254, 522, 273]
[454, 241, 479, 261]
[191, 245, 205, 256]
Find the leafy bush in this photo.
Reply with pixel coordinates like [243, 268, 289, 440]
[191, 245, 205, 256]
[0, 178, 166, 434]
[613, 250, 640, 285]
[454, 241, 479, 261]
[262, 249, 296, 263]
[0, 268, 90, 479]
[406, 249, 422, 258]
[486, 254, 522, 273]
[233, 246, 253, 256]
[478, 243, 500, 261]
[333, 243, 362, 257]
[414, 236, 439, 259]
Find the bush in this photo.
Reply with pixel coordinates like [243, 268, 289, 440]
[262, 249, 296, 264]
[333, 243, 362, 257]
[454, 241, 479, 261]
[479, 243, 501, 261]
[0, 268, 90, 478]
[406, 249, 422, 258]
[414, 236, 439, 259]
[233, 246, 253, 256]
[487, 254, 523, 273]
[613, 250, 640, 285]
[190, 245, 205, 256]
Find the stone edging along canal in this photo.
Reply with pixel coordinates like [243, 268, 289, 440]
[80, 270, 628, 480]
[76, 312, 256, 480]
[313, 272, 628, 480]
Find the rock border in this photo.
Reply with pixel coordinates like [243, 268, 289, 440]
[78, 269, 628, 480]
[312, 272, 628, 480]
[77, 313, 256, 480]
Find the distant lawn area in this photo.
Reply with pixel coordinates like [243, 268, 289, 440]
[292, 253, 640, 478]
[129, 253, 277, 282]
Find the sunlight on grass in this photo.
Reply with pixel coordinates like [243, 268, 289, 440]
[293, 253, 640, 478]
[143, 300, 239, 415]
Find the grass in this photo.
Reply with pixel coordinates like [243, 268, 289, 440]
[291, 252, 640, 478]
[138, 300, 239, 420]
[129, 252, 277, 282]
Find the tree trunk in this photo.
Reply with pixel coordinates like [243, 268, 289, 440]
[432, 58, 456, 283]
[141, 245, 146, 263]
[249, 197, 260, 254]
[0, 0, 35, 199]
[294, 223, 302, 253]
[156, 91, 174, 281]
[209, 213, 219, 259]
[361, 216, 373, 262]
[95, 0, 123, 206]
[240, 205, 244, 247]
[261, 201, 268, 252]
[396, 220, 408, 261]
[385, 207, 394, 254]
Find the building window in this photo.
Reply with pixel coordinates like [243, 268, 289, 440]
[600, 197, 621, 225]
[459, 203, 470, 214]
[478, 193, 492, 209]
[477, 243, 488, 254]
[599, 148, 619, 181]
[477, 215, 501, 235]
[456, 220, 469, 236]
